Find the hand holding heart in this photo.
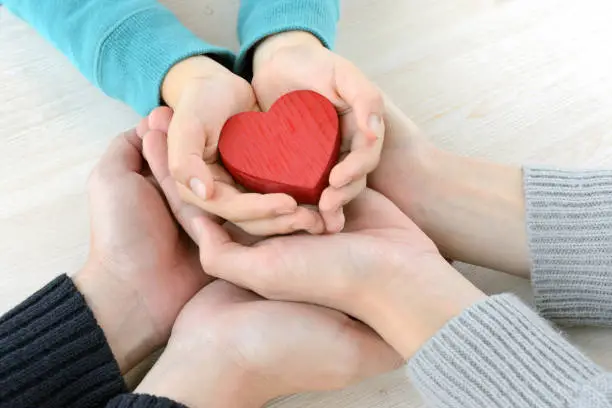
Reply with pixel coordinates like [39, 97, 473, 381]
[150, 32, 385, 235]
[252, 31, 386, 232]
[157, 56, 323, 237]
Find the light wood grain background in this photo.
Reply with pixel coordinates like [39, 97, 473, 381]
[2, 1, 612, 407]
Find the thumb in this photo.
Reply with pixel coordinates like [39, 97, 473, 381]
[343, 189, 413, 232]
[191, 216, 267, 293]
[191, 215, 247, 269]
[96, 129, 143, 178]
[167, 101, 217, 201]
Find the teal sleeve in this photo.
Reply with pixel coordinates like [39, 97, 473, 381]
[1, 1, 235, 116]
[236, 0, 340, 79]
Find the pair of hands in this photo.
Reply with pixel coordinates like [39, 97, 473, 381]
[73, 126, 398, 407]
[154, 30, 385, 236]
[74, 95, 485, 408]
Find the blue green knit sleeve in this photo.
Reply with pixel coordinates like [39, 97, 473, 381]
[1, 0, 235, 116]
[236, 0, 340, 79]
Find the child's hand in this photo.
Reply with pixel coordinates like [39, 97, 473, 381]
[155, 56, 324, 236]
[252, 31, 386, 232]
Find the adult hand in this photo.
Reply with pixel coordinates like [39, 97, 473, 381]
[190, 187, 487, 360]
[252, 31, 386, 233]
[135, 280, 401, 408]
[157, 57, 323, 236]
[73, 128, 212, 374]
[368, 98, 530, 276]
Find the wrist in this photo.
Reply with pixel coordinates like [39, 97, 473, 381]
[161, 55, 233, 108]
[136, 343, 269, 408]
[253, 30, 323, 73]
[411, 150, 530, 276]
[357, 255, 487, 359]
[73, 262, 160, 373]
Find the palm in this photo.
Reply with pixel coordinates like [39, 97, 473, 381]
[171, 281, 400, 395]
[257, 190, 436, 301]
[88, 166, 208, 343]
[200, 188, 439, 320]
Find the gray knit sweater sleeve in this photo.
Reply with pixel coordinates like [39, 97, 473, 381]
[407, 294, 612, 407]
[524, 167, 612, 326]
[406, 167, 612, 407]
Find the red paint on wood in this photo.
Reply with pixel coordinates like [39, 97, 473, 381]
[219, 90, 340, 205]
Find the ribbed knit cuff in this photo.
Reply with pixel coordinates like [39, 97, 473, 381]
[524, 167, 612, 326]
[106, 394, 187, 408]
[236, 0, 339, 80]
[407, 294, 603, 408]
[97, 4, 235, 116]
[0, 274, 126, 408]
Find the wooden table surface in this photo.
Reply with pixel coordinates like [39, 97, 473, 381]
[2, 1, 612, 406]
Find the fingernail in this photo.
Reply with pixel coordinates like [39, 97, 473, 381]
[367, 114, 383, 140]
[189, 178, 208, 200]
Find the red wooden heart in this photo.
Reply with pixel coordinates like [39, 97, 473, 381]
[219, 90, 340, 205]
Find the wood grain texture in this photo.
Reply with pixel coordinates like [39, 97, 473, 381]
[219, 90, 340, 204]
[2, 1, 612, 407]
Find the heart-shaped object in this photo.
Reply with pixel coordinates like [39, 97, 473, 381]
[219, 90, 340, 205]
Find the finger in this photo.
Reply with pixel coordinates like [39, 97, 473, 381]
[328, 130, 384, 188]
[167, 78, 256, 200]
[96, 129, 143, 178]
[136, 117, 149, 139]
[320, 177, 367, 213]
[143, 129, 217, 241]
[176, 182, 298, 223]
[191, 215, 252, 273]
[319, 177, 366, 232]
[334, 58, 385, 143]
[342, 188, 414, 232]
[320, 207, 345, 234]
[234, 207, 325, 236]
[148, 106, 173, 133]
[167, 100, 217, 201]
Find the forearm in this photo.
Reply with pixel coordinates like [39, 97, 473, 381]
[0, 275, 126, 408]
[236, 0, 340, 78]
[2, 0, 234, 115]
[371, 100, 531, 278]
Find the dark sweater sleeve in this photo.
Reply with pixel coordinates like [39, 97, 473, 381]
[0, 274, 127, 408]
[106, 394, 187, 408]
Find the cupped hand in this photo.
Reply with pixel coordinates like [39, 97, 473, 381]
[252, 31, 386, 232]
[73, 129, 212, 373]
[156, 57, 324, 236]
[135, 280, 401, 408]
[189, 186, 486, 359]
